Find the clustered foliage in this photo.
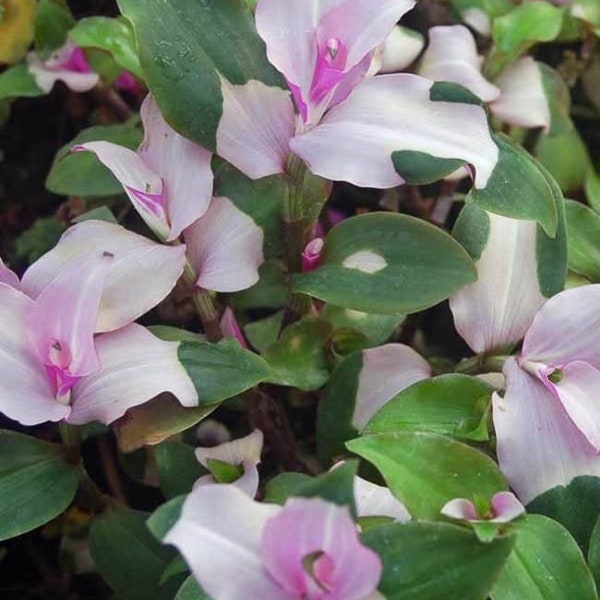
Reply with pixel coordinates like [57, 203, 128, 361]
[0, 0, 599, 599]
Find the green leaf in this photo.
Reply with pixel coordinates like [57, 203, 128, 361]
[263, 317, 332, 391]
[15, 217, 66, 263]
[147, 495, 186, 541]
[293, 213, 477, 315]
[175, 576, 211, 600]
[34, 0, 74, 60]
[89, 504, 183, 600]
[586, 169, 600, 213]
[69, 16, 143, 79]
[466, 135, 561, 237]
[393, 152, 467, 186]
[46, 121, 143, 197]
[451, 0, 513, 21]
[491, 515, 597, 600]
[179, 338, 271, 405]
[588, 517, 600, 589]
[231, 260, 287, 310]
[564, 201, 600, 283]
[539, 63, 573, 137]
[363, 521, 515, 600]
[0, 430, 78, 541]
[72, 206, 118, 224]
[0, 63, 44, 101]
[348, 432, 508, 520]
[263, 472, 313, 504]
[206, 459, 243, 484]
[154, 442, 204, 499]
[527, 476, 600, 554]
[117, 0, 283, 150]
[244, 310, 284, 354]
[364, 374, 492, 442]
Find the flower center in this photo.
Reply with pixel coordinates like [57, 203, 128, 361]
[309, 37, 348, 105]
[301, 550, 335, 598]
[44, 339, 80, 405]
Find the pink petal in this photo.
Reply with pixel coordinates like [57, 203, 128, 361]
[353, 475, 411, 522]
[378, 26, 425, 74]
[164, 484, 288, 600]
[490, 491, 525, 523]
[0, 258, 20, 289]
[493, 358, 600, 504]
[216, 78, 294, 179]
[419, 26, 500, 102]
[450, 212, 546, 354]
[68, 324, 197, 425]
[28, 252, 111, 380]
[220, 307, 248, 348]
[491, 58, 550, 132]
[440, 498, 479, 521]
[184, 197, 264, 293]
[27, 50, 99, 94]
[139, 95, 214, 240]
[21, 221, 186, 333]
[115, 71, 142, 94]
[0, 284, 67, 425]
[262, 497, 382, 600]
[522, 284, 600, 367]
[291, 74, 499, 189]
[302, 237, 324, 272]
[72, 142, 169, 240]
[353, 343, 432, 430]
[552, 361, 600, 451]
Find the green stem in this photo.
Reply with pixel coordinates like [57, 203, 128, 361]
[455, 354, 511, 375]
[59, 422, 81, 452]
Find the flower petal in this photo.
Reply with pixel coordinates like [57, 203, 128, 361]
[552, 361, 600, 451]
[354, 475, 411, 522]
[184, 196, 264, 293]
[419, 25, 500, 102]
[21, 221, 186, 333]
[139, 95, 214, 240]
[262, 497, 382, 600]
[440, 498, 479, 521]
[0, 257, 20, 288]
[28, 252, 111, 378]
[378, 26, 424, 74]
[493, 358, 600, 504]
[291, 73, 499, 189]
[68, 324, 197, 425]
[490, 491, 525, 523]
[450, 212, 545, 354]
[27, 51, 99, 93]
[164, 484, 288, 600]
[216, 78, 294, 179]
[72, 142, 169, 240]
[220, 307, 248, 348]
[0, 284, 66, 425]
[491, 57, 550, 131]
[353, 343, 432, 430]
[522, 284, 600, 366]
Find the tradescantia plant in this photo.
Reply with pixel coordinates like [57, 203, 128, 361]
[0, 0, 598, 598]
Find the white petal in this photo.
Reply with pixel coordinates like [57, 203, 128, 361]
[354, 475, 411, 521]
[378, 26, 425, 73]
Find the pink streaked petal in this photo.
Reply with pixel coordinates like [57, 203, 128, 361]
[0, 258, 20, 289]
[72, 142, 170, 240]
[262, 497, 382, 600]
[28, 252, 111, 379]
[139, 95, 213, 240]
[0, 284, 67, 426]
[450, 212, 545, 354]
[164, 484, 288, 600]
[21, 221, 186, 333]
[552, 361, 600, 451]
[493, 358, 600, 504]
[291, 74, 499, 189]
[27, 50, 99, 94]
[68, 324, 197, 425]
[220, 307, 248, 348]
[419, 26, 500, 102]
[490, 492, 525, 523]
[184, 196, 264, 293]
[353, 475, 411, 522]
[491, 58, 550, 132]
[353, 343, 432, 430]
[522, 284, 600, 367]
[440, 498, 479, 521]
[216, 78, 294, 180]
[378, 26, 425, 74]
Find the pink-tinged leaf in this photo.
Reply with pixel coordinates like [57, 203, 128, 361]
[291, 74, 499, 189]
[216, 79, 294, 179]
[21, 221, 186, 333]
[220, 307, 248, 348]
[262, 497, 382, 600]
[378, 26, 424, 74]
[354, 475, 411, 522]
[419, 26, 500, 102]
[522, 284, 600, 367]
[0, 284, 67, 425]
[184, 197, 264, 293]
[28, 252, 111, 383]
[68, 324, 197, 425]
[440, 498, 479, 521]
[72, 142, 170, 240]
[493, 358, 600, 504]
[353, 343, 432, 430]
[0, 258, 20, 289]
[491, 58, 550, 131]
[450, 213, 545, 354]
[552, 361, 600, 451]
[164, 484, 288, 600]
[139, 95, 213, 240]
